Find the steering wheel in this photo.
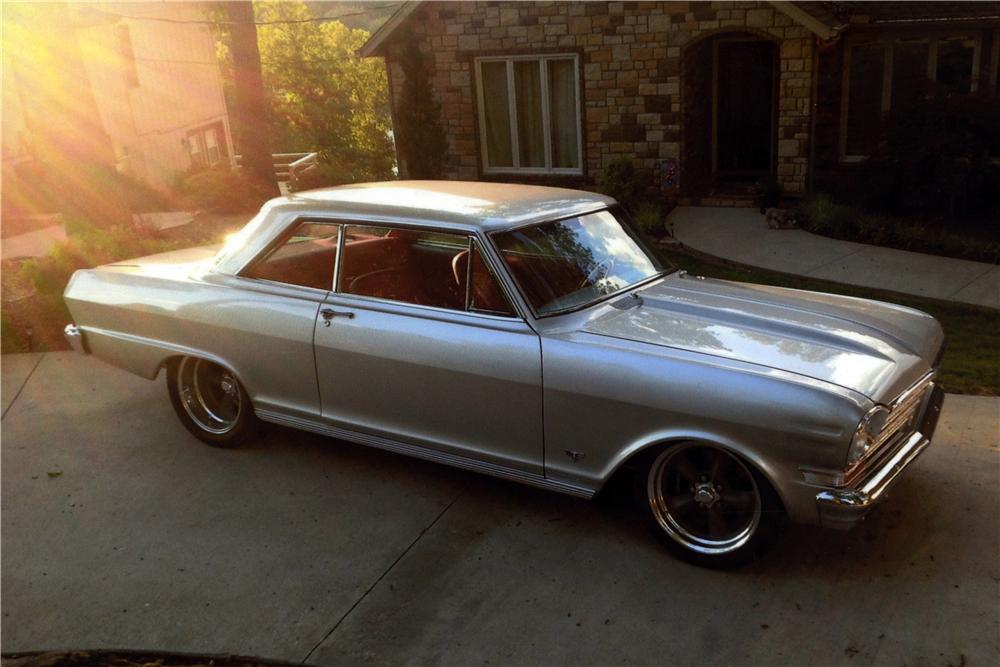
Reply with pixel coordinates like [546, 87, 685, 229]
[579, 257, 615, 290]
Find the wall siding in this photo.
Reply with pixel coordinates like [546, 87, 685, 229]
[383, 0, 815, 194]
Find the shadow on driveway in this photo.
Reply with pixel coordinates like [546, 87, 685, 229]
[2, 353, 997, 666]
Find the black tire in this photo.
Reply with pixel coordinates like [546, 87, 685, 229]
[634, 442, 782, 569]
[166, 356, 258, 448]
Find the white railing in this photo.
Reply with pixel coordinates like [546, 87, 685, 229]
[234, 151, 317, 182]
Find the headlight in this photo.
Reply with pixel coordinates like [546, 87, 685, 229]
[847, 406, 890, 468]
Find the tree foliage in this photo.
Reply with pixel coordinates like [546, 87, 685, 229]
[216, 1, 395, 184]
[394, 36, 448, 179]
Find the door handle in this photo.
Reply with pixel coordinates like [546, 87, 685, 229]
[320, 308, 354, 325]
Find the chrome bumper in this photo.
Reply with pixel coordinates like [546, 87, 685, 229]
[816, 385, 944, 529]
[64, 324, 89, 355]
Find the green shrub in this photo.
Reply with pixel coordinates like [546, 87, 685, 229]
[862, 90, 1000, 219]
[18, 221, 182, 296]
[0, 312, 24, 353]
[633, 201, 664, 235]
[116, 173, 177, 212]
[175, 167, 273, 213]
[395, 36, 448, 178]
[799, 192, 999, 264]
[798, 193, 858, 238]
[288, 159, 359, 192]
[599, 158, 644, 213]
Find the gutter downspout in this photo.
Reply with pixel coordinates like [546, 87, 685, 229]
[807, 36, 820, 193]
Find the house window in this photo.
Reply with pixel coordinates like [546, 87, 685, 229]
[187, 134, 205, 167]
[842, 34, 982, 160]
[844, 43, 886, 158]
[205, 128, 221, 165]
[936, 37, 978, 91]
[186, 124, 227, 168]
[475, 55, 582, 175]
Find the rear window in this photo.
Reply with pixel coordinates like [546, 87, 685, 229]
[243, 222, 340, 290]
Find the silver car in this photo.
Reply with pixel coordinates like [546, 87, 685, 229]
[63, 181, 945, 568]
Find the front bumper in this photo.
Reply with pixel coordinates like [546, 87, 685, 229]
[816, 384, 945, 529]
[64, 324, 89, 355]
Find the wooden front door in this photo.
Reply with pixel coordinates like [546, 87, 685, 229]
[713, 39, 777, 180]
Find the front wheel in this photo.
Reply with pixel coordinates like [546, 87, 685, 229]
[635, 443, 782, 568]
[167, 357, 257, 447]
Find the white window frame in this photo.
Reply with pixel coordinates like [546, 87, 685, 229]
[840, 33, 983, 162]
[187, 134, 205, 167]
[205, 128, 221, 165]
[474, 54, 583, 176]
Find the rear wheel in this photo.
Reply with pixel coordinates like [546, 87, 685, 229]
[636, 442, 781, 568]
[167, 357, 257, 447]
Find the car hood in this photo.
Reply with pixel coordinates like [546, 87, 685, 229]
[582, 272, 943, 402]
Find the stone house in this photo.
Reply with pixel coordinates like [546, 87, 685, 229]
[361, 1, 1000, 204]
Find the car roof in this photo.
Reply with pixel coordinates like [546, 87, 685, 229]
[211, 181, 617, 275]
[268, 180, 616, 232]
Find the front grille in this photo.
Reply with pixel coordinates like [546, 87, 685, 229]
[845, 373, 934, 485]
[873, 374, 933, 450]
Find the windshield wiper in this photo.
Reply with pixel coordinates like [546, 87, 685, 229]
[611, 291, 643, 310]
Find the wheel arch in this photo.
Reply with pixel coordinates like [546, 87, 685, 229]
[598, 434, 789, 515]
[158, 352, 253, 403]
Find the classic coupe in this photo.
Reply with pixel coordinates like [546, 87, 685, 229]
[63, 181, 945, 567]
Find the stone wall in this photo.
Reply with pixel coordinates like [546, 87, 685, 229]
[382, 1, 815, 194]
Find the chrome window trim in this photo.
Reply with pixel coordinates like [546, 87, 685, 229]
[467, 237, 520, 318]
[485, 207, 674, 320]
[463, 236, 473, 312]
[326, 289, 534, 328]
[225, 274, 331, 302]
[235, 215, 480, 277]
[332, 221, 529, 321]
[237, 217, 343, 292]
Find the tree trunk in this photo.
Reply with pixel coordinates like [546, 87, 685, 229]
[225, 1, 279, 196]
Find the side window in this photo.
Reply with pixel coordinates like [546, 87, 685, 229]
[243, 222, 340, 290]
[462, 242, 516, 316]
[339, 225, 468, 310]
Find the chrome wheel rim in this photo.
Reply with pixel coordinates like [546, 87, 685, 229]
[647, 444, 762, 555]
[177, 357, 241, 435]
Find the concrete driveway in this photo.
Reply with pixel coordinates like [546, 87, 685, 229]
[2, 352, 998, 665]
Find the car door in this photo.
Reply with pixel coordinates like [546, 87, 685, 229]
[313, 223, 543, 474]
[223, 219, 343, 417]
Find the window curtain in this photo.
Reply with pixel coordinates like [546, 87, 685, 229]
[845, 44, 885, 156]
[514, 61, 545, 168]
[891, 41, 930, 107]
[937, 38, 976, 91]
[547, 59, 579, 169]
[481, 62, 513, 167]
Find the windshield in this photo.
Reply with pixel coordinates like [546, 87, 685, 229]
[492, 209, 666, 316]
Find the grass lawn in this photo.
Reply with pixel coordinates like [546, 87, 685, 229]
[654, 244, 999, 396]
